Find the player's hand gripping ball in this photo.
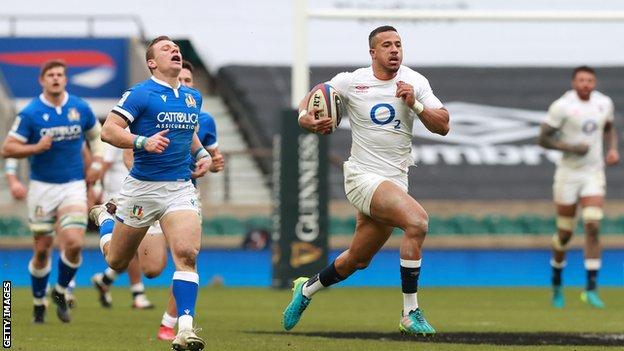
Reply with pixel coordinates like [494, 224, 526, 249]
[306, 83, 343, 134]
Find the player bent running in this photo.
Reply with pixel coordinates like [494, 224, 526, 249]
[282, 25, 450, 335]
[91, 59, 225, 341]
[94, 36, 210, 351]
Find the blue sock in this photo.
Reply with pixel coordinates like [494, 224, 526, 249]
[318, 261, 345, 287]
[29, 260, 51, 302]
[100, 218, 114, 237]
[57, 252, 80, 289]
[172, 271, 199, 319]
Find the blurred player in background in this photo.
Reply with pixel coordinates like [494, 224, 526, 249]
[90, 36, 210, 350]
[4, 158, 26, 200]
[283, 25, 449, 335]
[156, 59, 224, 341]
[538, 66, 619, 309]
[4, 156, 81, 308]
[90, 140, 154, 310]
[1, 60, 103, 323]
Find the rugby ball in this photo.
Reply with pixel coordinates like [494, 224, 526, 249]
[307, 83, 343, 133]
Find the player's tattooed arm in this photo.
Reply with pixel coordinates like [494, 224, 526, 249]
[538, 123, 588, 155]
[603, 121, 619, 165]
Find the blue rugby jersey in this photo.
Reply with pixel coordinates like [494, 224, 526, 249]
[9, 93, 96, 183]
[111, 77, 203, 181]
[197, 111, 217, 150]
[191, 111, 218, 186]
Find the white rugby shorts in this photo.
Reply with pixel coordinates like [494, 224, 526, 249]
[343, 161, 408, 216]
[28, 179, 87, 233]
[553, 168, 605, 205]
[115, 176, 200, 228]
[102, 189, 162, 234]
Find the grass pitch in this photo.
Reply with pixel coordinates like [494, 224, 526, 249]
[8, 286, 623, 350]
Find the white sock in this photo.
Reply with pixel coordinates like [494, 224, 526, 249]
[403, 293, 418, 316]
[130, 283, 145, 294]
[301, 275, 324, 298]
[33, 297, 46, 306]
[104, 267, 118, 280]
[178, 315, 193, 331]
[584, 258, 601, 270]
[161, 312, 177, 328]
[54, 283, 67, 294]
[99, 234, 112, 254]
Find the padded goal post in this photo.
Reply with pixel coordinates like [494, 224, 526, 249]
[272, 109, 329, 288]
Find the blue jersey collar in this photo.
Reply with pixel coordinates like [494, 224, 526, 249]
[150, 76, 181, 98]
[39, 92, 69, 115]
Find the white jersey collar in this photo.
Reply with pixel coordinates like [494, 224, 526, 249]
[369, 65, 402, 82]
[151, 76, 181, 97]
[39, 92, 69, 115]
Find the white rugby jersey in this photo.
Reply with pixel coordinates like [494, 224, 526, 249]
[544, 90, 614, 171]
[328, 65, 443, 176]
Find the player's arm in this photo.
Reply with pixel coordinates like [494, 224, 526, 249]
[297, 91, 333, 134]
[4, 158, 26, 200]
[2, 135, 52, 158]
[207, 147, 224, 173]
[415, 107, 449, 136]
[537, 123, 588, 155]
[396, 81, 449, 136]
[122, 149, 134, 170]
[190, 132, 212, 179]
[604, 121, 619, 165]
[84, 120, 104, 182]
[101, 112, 169, 153]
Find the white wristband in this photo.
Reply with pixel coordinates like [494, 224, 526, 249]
[298, 109, 307, 121]
[5, 158, 18, 175]
[90, 161, 103, 171]
[194, 148, 210, 161]
[411, 101, 424, 115]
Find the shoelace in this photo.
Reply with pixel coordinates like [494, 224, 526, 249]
[410, 310, 426, 323]
[297, 296, 310, 314]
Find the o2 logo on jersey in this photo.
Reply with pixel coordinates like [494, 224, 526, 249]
[582, 120, 598, 135]
[370, 103, 396, 125]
